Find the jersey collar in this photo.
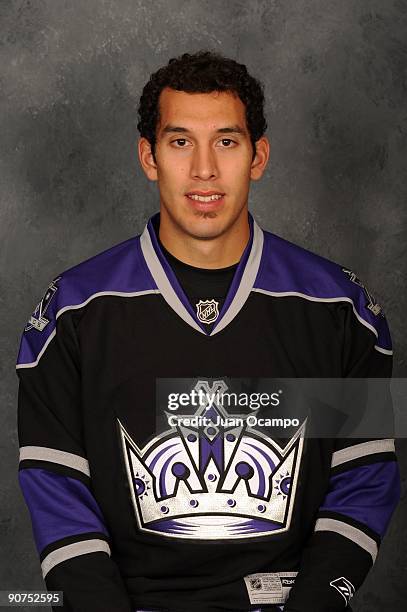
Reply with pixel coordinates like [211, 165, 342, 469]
[140, 212, 264, 336]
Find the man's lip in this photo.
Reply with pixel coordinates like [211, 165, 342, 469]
[185, 191, 225, 196]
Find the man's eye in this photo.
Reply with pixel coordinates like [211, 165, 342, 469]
[219, 139, 236, 147]
[172, 139, 188, 147]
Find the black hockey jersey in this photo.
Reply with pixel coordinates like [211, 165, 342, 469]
[16, 213, 400, 612]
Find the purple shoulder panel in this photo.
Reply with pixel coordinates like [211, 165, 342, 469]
[254, 231, 392, 351]
[17, 235, 157, 367]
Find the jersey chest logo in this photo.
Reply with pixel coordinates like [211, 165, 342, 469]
[196, 299, 219, 324]
[119, 380, 305, 541]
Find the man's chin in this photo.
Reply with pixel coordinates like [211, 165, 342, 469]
[185, 227, 227, 241]
[182, 216, 230, 240]
[161, 202, 247, 241]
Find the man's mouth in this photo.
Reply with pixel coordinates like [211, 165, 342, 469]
[186, 191, 225, 203]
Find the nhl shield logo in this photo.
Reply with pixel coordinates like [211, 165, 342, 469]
[196, 299, 219, 324]
[249, 578, 262, 591]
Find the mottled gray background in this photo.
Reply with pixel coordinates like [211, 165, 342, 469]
[1, 0, 406, 610]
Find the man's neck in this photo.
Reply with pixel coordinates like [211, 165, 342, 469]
[158, 211, 250, 269]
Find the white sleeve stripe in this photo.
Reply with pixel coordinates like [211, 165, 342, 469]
[16, 329, 57, 370]
[331, 439, 395, 468]
[19, 446, 90, 477]
[314, 518, 378, 562]
[374, 345, 393, 355]
[41, 539, 110, 578]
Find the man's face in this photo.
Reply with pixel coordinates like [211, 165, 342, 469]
[139, 87, 268, 241]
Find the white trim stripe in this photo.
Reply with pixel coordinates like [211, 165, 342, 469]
[331, 439, 395, 468]
[55, 289, 159, 320]
[19, 446, 90, 477]
[374, 345, 393, 355]
[16, 328, 57, 370]
[41, 539, 110, 578]
[251, 288, 392, 355]
[16, 289, 159, 369]
[211, 219, 264, 336]
[314, 518, 378, 562]
[140, 226, 205, 334]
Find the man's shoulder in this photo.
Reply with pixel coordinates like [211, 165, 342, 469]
[54, 233, 157, 311]
[17, 234, 158, 369]
[256, 227, 391, 352]
[257, 228, 381, 310]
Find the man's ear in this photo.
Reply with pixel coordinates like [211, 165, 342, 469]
[250, 136, 270, 181]
[138, 137, 158, 181]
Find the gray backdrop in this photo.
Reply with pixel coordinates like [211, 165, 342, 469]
[1, 1, 406, 610]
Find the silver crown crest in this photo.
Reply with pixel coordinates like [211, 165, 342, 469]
[119, 380, 305, 540]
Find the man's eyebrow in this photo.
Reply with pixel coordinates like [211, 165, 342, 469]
[217, 125, 246, 135]
[161, 126, 190, 134]
[161, 124, 247, 135]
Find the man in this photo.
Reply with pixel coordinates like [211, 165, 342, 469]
[16, 51, 399, 611]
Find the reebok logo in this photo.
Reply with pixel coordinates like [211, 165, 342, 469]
[330, 576, 355, 605]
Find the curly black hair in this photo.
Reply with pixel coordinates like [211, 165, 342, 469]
[137, 50, 267, 161]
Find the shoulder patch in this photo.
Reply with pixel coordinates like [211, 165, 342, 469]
[24, 277, 61, 332]
[341, 268, 383, 317]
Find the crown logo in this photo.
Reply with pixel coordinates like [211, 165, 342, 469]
[25, 277, 61, 332]
[119, 380, 305, 540]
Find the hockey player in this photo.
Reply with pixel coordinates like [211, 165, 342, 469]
[16, 51, 400, 611]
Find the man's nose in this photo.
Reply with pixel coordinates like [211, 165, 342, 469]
[190, 144, 218, 180]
